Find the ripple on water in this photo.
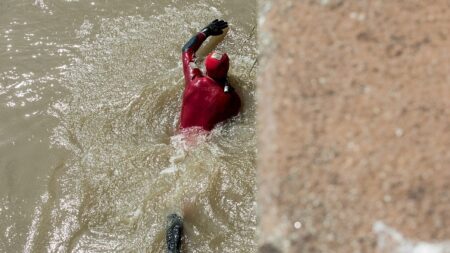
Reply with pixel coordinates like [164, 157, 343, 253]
[26, 2, 257, 252]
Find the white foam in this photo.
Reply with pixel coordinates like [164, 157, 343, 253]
[160, 128, 208, 175]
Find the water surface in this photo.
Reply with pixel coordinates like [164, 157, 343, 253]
[0, 0, 256, 252]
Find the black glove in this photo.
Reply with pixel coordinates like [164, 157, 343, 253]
[201, 19, 228, 37]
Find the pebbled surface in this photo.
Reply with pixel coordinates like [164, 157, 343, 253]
[258, 0, 450, 252]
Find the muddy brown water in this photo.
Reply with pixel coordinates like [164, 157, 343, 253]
[0, 0, 256, 252]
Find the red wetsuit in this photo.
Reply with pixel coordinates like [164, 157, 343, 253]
[180, 32, 241, 131]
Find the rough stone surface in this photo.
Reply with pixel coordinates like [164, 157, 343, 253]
[258, 0, 450, 252]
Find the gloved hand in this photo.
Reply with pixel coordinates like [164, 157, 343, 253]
[201, 19, 228, 36]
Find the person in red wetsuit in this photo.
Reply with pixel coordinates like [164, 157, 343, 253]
[180, 19, 241, 131]
[165, 20, 240, 253]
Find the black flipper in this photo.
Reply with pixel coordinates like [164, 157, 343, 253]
[166, 213, 183, 253]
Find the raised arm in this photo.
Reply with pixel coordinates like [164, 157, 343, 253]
[182, 19, 228, 85]
[181, 32, 207, 84]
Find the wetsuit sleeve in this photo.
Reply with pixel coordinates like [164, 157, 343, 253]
[219, 92, 241, 124]
[226, 80, 241, 117]
[182, 32, 207, 85]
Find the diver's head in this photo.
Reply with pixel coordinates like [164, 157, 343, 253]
[205, 51, 229, 80]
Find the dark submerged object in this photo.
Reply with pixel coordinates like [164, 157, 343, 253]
[166, 213, 183, 253]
